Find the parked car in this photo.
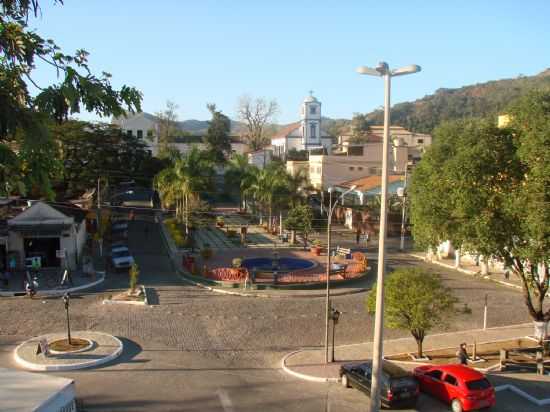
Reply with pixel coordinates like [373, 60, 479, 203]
[414, 364, 495, 412]
[340, 361, 419, 408]
[110, 247, 134, 271]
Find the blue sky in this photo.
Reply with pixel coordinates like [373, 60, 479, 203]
[31, 0, 550, 124]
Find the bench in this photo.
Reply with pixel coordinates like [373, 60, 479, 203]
[335, 246, 352, 259]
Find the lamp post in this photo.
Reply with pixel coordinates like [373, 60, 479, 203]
[325, 185, 356, 363]
[398, 166, 409, 251]
[62, 293, 72, 345]
[357, 62, 421, 411]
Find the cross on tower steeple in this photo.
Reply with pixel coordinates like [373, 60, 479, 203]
[308, 89, 314, 96]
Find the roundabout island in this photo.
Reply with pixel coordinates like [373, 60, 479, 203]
[14, 331, 123, 371]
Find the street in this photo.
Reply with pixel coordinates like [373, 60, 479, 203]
[0, 221, 543, 411]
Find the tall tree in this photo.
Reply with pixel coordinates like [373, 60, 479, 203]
[237, 95, 279, 151]
[284, 204, 313, 249]
[409, 90, 550, 338]
[155, 100, 180, 156]
[155, 147, 214, 229]
[225, 153, 255, 210]
[366, 268, 457, 358]
[52, 120, 164, 196]
[349, 113, 371, 143]
[0, 0, 142, 196]
[204, 103, 231, 164]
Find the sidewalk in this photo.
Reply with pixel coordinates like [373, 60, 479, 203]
[408, 251, 523, 291]
[282, 323, 533, 382]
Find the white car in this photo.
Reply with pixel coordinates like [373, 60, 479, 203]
[111, 247, 134, 270]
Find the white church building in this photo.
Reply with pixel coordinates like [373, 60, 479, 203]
[271, 93, 333, 157]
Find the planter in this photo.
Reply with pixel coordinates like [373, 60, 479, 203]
[533, 321, 549, 341]
[311, 246, 321, 256]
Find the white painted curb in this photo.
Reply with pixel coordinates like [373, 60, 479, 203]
[281, 350, 340, 383]
[13, 332, 123, 371]
[102, 285, 148, 306]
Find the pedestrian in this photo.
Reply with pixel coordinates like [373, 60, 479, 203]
[456, 342, 469, 365]
[356, 227, 361, 245]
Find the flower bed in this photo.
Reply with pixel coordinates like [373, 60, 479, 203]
[207, 267, 249, 281]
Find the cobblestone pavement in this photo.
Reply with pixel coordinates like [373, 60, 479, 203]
[0, 220, 539, 411]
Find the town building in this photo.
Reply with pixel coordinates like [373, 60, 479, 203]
[308, 143, 409, 190]
[6, 201, 87, 270]
[271, 93, 333, 157]
[112, 112, 248, 157]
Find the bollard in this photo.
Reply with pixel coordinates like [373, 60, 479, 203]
[499, 349, 508, 371]
[472, 341, 477, 361]
[536, 350, 544, 375]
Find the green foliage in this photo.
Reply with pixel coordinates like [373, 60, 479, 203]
[52, 121, 165, 196]
[286, 148, 308, 161]
[0, 1, 142, 138]
[366, 268, 457, 357]
[365, 70, 550, 133]
[1, 1, 142, 197]
[129, 263, 140, 294]
[349, 113, 371, 143]
[155, 147, 214, 222]
[284, 204, 313, 245]
[409, 90, 550, 322]
[204, 104, 231, 164]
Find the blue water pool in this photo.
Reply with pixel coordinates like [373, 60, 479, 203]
[241, 257, 315, 273]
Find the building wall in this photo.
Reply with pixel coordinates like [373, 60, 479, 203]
[309, 155, 384, 190]
[286, 161, 309, 179]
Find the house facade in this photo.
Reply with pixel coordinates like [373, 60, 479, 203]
[308, 143, 409, 190]
[7, 202, 87, 270]
[112, 112, 248, 157]
[271, 93, 333, 157]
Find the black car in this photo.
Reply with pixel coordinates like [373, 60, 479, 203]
[340, 360, 419, 409]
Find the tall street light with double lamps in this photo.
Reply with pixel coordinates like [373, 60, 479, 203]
[325, 184, 356, 363]
[356, 62, 421, 411]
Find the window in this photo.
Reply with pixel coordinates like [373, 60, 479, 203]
[310, 106, 317, 115]
[147, 129, 154, 138]
[137, 130, 143, 139]
[466, 379, 491, 390]
[426, 370, 443, 380]
[310, 123, 317, 138]
[417, 139, 424, 144]
[358, 167, 363, 171]
[126, 130, 132, 137]
[444, 374, 458, 386]
[349, 167, 355, 171]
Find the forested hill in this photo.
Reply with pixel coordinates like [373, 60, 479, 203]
[365, 68, 550, 133]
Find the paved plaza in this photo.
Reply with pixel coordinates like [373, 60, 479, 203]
[0, 221, 547, 411]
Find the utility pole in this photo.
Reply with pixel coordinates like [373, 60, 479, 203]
[399, 167, 408, 251]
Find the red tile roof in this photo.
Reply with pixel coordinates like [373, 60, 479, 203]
[272, 122, 301, 139]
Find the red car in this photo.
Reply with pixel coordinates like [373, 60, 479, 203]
[414, 364, 495, 412]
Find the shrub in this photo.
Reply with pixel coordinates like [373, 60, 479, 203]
[129, 263, 140, 294]
[232, 257, 243, 268]
[227, 229, 237, 238]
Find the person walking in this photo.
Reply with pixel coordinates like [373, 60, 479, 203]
[356, 227, 361, 245]
[457, 343, 469, 365]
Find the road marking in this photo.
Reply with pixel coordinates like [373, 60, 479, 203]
[216, 389, 235, 412]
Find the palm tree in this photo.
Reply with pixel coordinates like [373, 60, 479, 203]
[155, 147, 214, 231]
[225, 153, 254, 211]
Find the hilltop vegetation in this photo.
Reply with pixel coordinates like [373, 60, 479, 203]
[365, 69, 550, 133]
